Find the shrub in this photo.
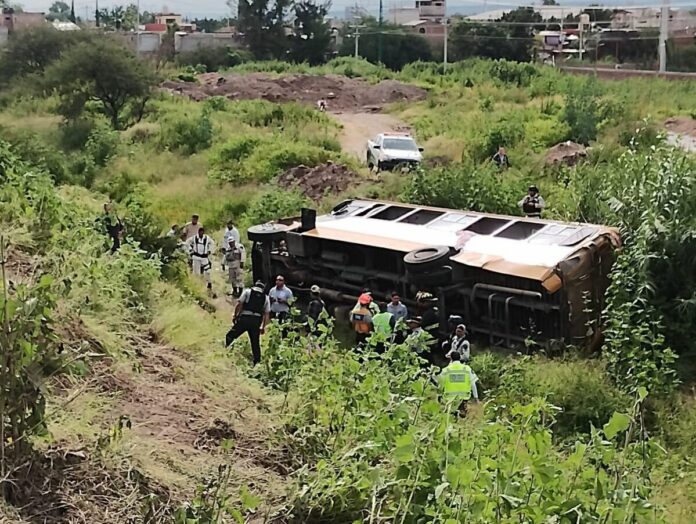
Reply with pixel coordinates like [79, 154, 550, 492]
[0, 127, 70, 184]
[489, 356, 631, 438]
[176, 46, 246, 72]
[489, 59, 539, 87]
[524, 117, 570, 151]
[563, 78, 601, 145]
[84, 120, 120, 166]
[241, 189, 308, 228]
[473, 118, 524, 161]
[402, 162, 519, 215]
[159, 110, 213, 154]
[122, 122, 160, 144]
[59, 118, 96, 150]
[210, 136, 335, 184]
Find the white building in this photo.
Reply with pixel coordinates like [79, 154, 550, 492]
[390, 0, 445, 25]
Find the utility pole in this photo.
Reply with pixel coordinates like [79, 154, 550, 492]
[353, 22, 365, 58]
[443, 17, 448, 72]
[377, 0, 383, 64]
[95, 0, 100, 27]
[135, 0, 140, 53]
[658, 0, 669, 73]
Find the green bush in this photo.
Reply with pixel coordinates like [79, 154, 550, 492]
[59, 118, 96, 150]
[241, 189, 308, 229]
[563, 78, 601, 145]
[176, 46, 247, 72]
[0, 128, 70, 183]
[227, 100, 327, 128]
[524, 117, 570, 151]
[85, 120, 120, 166]
[490, 356, 631, 438]
[159, 110, 213, 154]
[403, 162, 519, 215]
[210, 136, 335, 184]
[474, 118, 524, 160]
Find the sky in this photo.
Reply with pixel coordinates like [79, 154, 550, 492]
[17, 0, 696, 22]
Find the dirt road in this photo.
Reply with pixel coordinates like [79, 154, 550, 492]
[332, 111, 412, 161]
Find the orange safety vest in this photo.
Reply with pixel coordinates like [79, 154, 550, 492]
[350, 307, 372, 334]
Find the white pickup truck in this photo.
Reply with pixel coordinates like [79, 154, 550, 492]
[366, 133, 423, 171]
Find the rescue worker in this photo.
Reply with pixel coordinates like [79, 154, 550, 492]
[166, 224, 179, 237]
[492, 146, 510, 169]
[306, 285, 328, 336]
[519, 185, 545, 218]
[181, 214, 203, 241]
[221, 220, 240, 271]
[405, 316, 431, 358]
[317, 98, 327, 112]
[224, 238, 245, 297]
[387, 292, 408, 322]
[371, 304, 396, 353]
[100, 202, 125, 253]
[418, 292, 440, 359]
[350, 293, 374, 345]
[226, 280, 271, 365]
[186, 227, 214, 294]
[269, 275, 294, 323]
[354, 289, 380, 317]
[438, 350, 479, 418]
[442, 314, 464, 357]
[444, 324, 470, 362]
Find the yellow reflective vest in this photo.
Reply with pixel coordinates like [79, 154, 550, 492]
[440, 361, 473, 400]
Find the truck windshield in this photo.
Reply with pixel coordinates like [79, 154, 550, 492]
[383, 138, 418, 151]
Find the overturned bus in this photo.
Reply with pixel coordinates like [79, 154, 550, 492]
[247, 199, 621, 349]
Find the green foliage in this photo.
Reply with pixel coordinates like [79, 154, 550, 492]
[288, 1, 332, 66]
[84, 119, 120, 166]
[524, 116, 570, 150]
[246, 329, 662, 522]
[563, 78, 601, 144]
[0, 270, 60, 462]
[209, 135, 335, 184]
[403, 163, 519, 215]
[44, 38, 157, 129]
[241, 189, 308, 228]
[159, 109, 213, 155]
[339, 20, 434, 70]
[176, 46, 248, 72]
[0, 26, 92, 86]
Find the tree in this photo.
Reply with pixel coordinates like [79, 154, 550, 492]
[45, 39, 157, 129]
[289, 0, 332, 65]
[450, 7, 542, 62]
[339, 18, 433, 70]
[97, 3, 141, 30]
[542, 0, 558, 5]
[0, 27, 91, 86]
[192, 17, 226, 33]
[237, 0, 291, 59]
[69, 0, 76, 23]
[46, 1, 70, 21]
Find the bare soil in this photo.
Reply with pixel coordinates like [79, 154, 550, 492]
[161, 73, 427, 111]
[277, 162, 358, 201]
[332, 111, 413, 160]
[545, 141, 588, 167]
[664, 116, 696, 136]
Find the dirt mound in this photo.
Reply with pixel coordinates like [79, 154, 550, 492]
[194, 418, 238, 451]
[545, 141, 588, 167]
[278, 162, 358, 200]
[665, 116, 696, 137]
[161, 73, 428, 110]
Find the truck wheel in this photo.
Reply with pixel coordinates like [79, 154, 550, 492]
[247, 223, 290, 242]
[404, 245, 452, 274]
[367, 152, 374, 169]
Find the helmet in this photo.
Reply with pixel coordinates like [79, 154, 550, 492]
[310, 285, 320, 294]
[528, 185, 538, 193]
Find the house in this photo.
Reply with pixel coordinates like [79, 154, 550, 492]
[154, 12, 183, 26]
[390, 0, 445, 25]
[1, 8, 46, 32]
[467, 6, 585, 22]
[611, 7, 696, 35]
[403, 19, 445, 48]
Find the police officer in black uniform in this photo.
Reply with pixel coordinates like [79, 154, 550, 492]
[519, 185, 546, 218]
[225, 280, 271, 365]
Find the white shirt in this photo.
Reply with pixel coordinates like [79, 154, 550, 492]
[269, 285, 294, 314]
[187, 234, 214, 257]
[445, 336, 471, 361]
[223, 226, 240, 246]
